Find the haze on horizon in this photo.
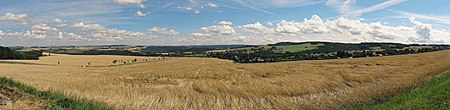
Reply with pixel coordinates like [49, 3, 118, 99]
[0, 0, 449, 46]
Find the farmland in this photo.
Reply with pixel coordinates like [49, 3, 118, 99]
[10, 42, 449, 63]
[1, 54, 162, 67]
[233, 43, 324, 53]
[0, 50, 449, 109]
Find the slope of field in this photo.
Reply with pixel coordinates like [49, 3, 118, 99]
[0, 83, 46, 110]
[364, 70, 450, 109]
[0, 50, 449, 109]
[0, 54, 161, 66]
[0, 77, 112, 110]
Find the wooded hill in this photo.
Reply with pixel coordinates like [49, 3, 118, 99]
[0, 46, 43, 60]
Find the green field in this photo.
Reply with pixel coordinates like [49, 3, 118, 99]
[364, 70, 450, 110]
[369, 46, 382, 50]
[275, 43, 324, 52]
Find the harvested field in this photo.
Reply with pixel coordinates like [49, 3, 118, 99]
[1, 54, 162, 67]
[0, 50, 449, 109]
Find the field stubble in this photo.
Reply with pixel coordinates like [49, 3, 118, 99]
[0, 51, 449, 109]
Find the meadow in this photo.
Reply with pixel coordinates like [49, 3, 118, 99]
[0, 51, 449, 109]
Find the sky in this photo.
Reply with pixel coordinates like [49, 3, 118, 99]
[0, 0, 449, 46]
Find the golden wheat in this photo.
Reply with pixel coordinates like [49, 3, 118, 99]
[0, 51, 449, 109]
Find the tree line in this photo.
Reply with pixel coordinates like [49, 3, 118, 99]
[0, 46, 43, 60]
[207, 43, 450, 63]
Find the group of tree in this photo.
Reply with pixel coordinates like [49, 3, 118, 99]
[0, 46, 43, 60]
[111, 57, 166, 65]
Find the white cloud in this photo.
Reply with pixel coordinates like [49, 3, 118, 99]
[201, 25, 235, 35]
[52, 18, 63, 23]
[180, 25, 237, 44]
[217, 21, 232, 25]
[274, 20, 301, 34]
[176, 1, 220, 14]
[57, 24, 68, 27]
[32, 23, 58, 33]
[66, 32, 91, 41]
[238, 22, 271, 34]
[408, 17, 432, 42]
[52, 18, 68, 27]
[232, 35, 249, 42]
[148, 27, 180, 36]
[139, 4, 145, 8]
[177, 6, 193, 11]
[276, 15, 448, 43]
[113, 0, 143, 5]
[205, 3, 218, 7]
[72, 22, 145, 41]
[190, 32, 212, 38]
[114, 0, 145, 8]
[275, 15, 330, 34]
[52, 32, 90, 41]
[55, 32, 64, 40]
[184, 15, 449, 45]
[135, 10, 147, 17]
[271, 15, 414, 42]
[0, 13, 28, 21]
[72, 22, 108, 32]
[5, 32, 23, 37]
[24, 31, 46, 39]
[21, 23, 59, 39]
[0, 30, 5, 38]
[366, 22, 399, 40]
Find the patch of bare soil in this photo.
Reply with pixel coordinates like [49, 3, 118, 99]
[0, 84, 47, 110]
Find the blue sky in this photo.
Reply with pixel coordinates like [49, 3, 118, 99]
[0, 0, 449, 46]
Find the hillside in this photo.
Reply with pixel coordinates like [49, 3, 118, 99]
[11, 42, 450, 63]
[208, 42, 449, 63]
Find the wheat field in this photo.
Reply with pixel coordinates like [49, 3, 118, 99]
[0, 51, 449, 109]
[1, 54, 161, 67]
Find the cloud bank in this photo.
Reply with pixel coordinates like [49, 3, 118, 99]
[185, 15, 449, 44]
[0, 14, 449, 45]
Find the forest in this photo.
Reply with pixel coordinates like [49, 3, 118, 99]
[0, 46, 43, 60]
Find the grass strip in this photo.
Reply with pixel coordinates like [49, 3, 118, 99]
[363, 70, 450, 110]
[0, 77, 114, 110]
